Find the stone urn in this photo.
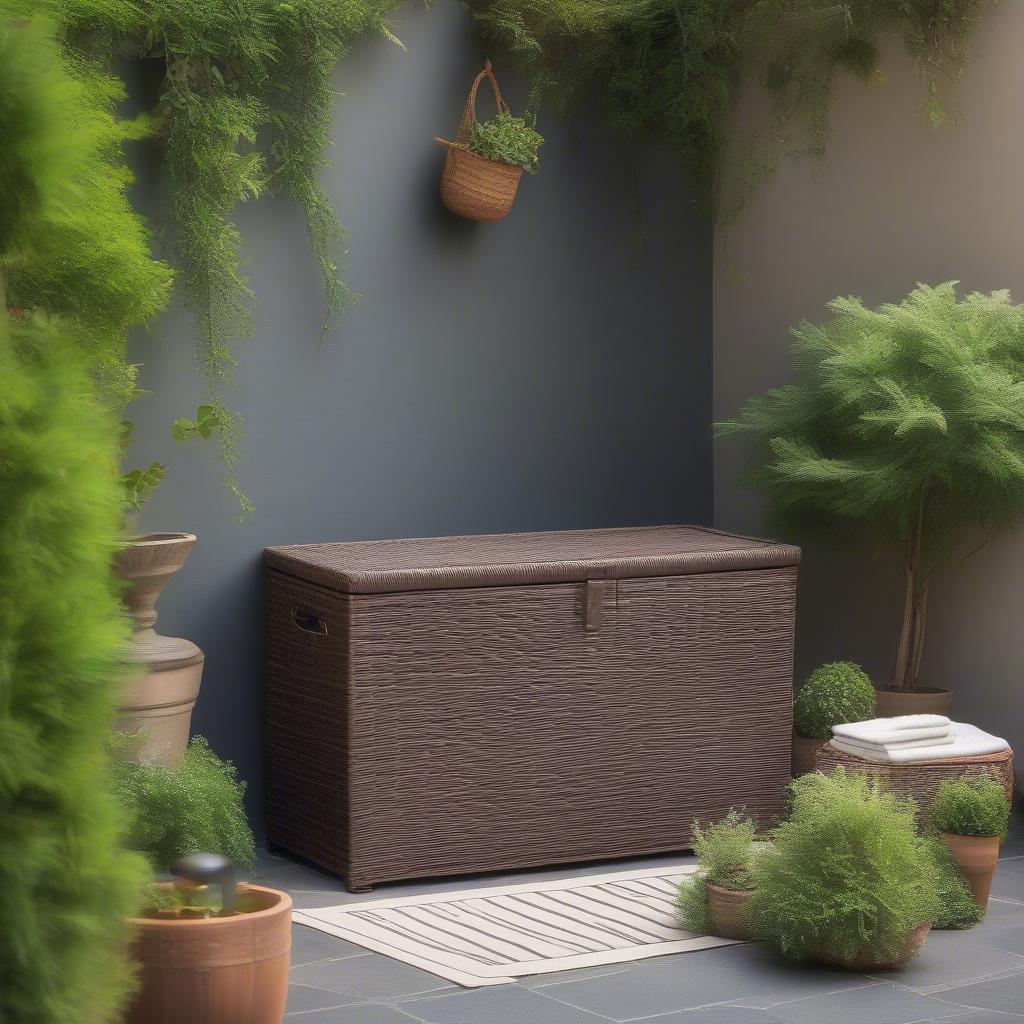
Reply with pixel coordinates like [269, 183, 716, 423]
[115, 533, 203, 765]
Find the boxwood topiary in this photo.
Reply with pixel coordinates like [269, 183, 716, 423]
[748, 769, 940, 964]
[932, 776, 1011, 839]
[793, 661, 876, 739]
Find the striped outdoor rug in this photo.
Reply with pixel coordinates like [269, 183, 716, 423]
[293, 864, 739, 987]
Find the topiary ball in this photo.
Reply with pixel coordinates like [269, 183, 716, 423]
[793, 661, 876, 739]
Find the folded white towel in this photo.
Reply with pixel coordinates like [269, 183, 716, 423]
[830, 722, 1008, 763]
[835, 734, 956, 757]
[832, 715, 951, 743]
[832, 725, 952, 746]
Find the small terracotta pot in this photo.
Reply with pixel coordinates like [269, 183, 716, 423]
[705, 882, 754, 940]
[941, 832, 1000, 915]
[124, 884, 292, 1024]
[874, 687, 953, 718]
[791, 733, 827, 777]
[812, 923, 931, 971]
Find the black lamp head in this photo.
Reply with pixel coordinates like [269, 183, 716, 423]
[169, 853, 237, 914]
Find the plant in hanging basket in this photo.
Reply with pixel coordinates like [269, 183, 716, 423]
[435, 60, 541, 223]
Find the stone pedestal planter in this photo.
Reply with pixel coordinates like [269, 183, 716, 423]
[115, 533, 203, 765]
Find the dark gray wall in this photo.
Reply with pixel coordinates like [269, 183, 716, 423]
[128, 1, 713, 834]
[714, 6, 1023, 758]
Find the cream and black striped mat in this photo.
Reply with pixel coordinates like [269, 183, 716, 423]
[293, 864, 739, 986]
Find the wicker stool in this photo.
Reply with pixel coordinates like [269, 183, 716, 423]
[814, 743, 1014, 811]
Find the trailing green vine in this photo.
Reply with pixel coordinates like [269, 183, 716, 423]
[466, 0, 989, 221]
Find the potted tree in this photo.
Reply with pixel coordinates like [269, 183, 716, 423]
[748, 769, 939, 969]
[676, 810, 761, 940]
[931, 775, 1011, 916]
[719, 283, 1024, 716]
[791, 661, 876, 775]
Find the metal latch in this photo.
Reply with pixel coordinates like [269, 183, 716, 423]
[582, 579, 617, 632]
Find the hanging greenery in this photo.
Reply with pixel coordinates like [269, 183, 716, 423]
[465, 0, 989, 221]
[60, 0, 406, 516]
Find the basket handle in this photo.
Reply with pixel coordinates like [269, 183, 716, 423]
[437, 59, 509, 150]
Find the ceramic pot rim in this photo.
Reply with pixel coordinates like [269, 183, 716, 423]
[127, 884, 292, 929]
[127, 532, 197, 547]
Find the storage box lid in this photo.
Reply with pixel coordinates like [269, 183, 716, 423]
[265, 525, 800, 594]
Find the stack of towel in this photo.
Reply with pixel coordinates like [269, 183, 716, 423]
[830, 715, 1009, 763]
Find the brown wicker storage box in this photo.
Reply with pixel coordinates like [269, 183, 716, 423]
[265, 525, 800, 891]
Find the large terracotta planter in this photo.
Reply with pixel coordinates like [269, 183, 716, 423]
[125, 885, 292, 1024]
[705, 882, 754, 940]
[812, 923, 931, 971]
[874, 687, 953, 718]
[941, 832, 1000, 915]
[115, 533, 204, 765]
[792, 733, 827, 777]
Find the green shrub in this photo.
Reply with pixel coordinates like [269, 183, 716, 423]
[676, 809, 759, 933]
[468, 112, 544, 174]
[932, 776, 1011, 839]
[792, 661, 876, 739]
[0, 316, 147, 1023]
[748, 770, 939, 964]
[108, 735, 256, 873]
[927, 838, 983, 930]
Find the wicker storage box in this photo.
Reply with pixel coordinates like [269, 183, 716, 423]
[264, 525, 800, 891]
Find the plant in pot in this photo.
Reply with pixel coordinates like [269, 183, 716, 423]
[109, 733, 291, 1024]
[931, 775, 1010, 916]
[718, 283, 1024, 717]
[791, 661, 876, 775]
[436, 59, 543, 223]
[748, 769, 939, 969]
[676, 809, 761, 940]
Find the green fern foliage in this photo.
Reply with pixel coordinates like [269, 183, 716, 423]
[718, 282, 1024, 691]
[108, 734, 257, 874]
[466, 0, 989, 218]
[748, 770, 940, 964]
[469, 111, 544, 172]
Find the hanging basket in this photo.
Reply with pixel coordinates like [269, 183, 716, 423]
[435, 60, 524, 223]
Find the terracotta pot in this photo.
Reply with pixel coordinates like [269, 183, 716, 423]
[125, 885, 292, 1024]
[812, 923, 931, 971]
[115, 533, 204, 765]
[705, 882, 754, 940]
[791, 733, 827, 777]
[941, 832, 1000, 915]
[874, 687, 953, 718]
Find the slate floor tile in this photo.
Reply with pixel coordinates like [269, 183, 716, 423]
[398, 985, 615, 1023]
[285, 984, 362, 1014]
[285, 1005, 425, 1024]
[989, 866, 1024, 903]
[760, 983, 959, 1024]
[882, 928, 1024, 991]
[290, 954, 456, 1001]
[630, 1008, 776, 1024]
[519, 964, 637, 989]
[923, 1012, 1024, 1023]
[291, 923, 373, 966]
[936, 973, 1024, 1015]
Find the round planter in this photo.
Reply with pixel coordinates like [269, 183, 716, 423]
[791, 733, 827, 777]
[705, 882, 754, 940]
[115, 533, 204, 766]
[124, 885, 292, 1024]
[439, 146, 523, 223]
[812, 923, 931, 971]
[941, 832, 1000, 915]
[874, 687, 953, 718]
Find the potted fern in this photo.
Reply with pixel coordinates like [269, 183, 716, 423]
[719, 283, 1024, 716]
[676, 810, 761, 940]
[436, 60, 543, 223]
[749, 770, 939, 969]
[931, 775, 1011, 916]
[791, 662, 876, 775]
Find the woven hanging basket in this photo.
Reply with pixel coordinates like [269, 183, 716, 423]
[435, 60, 524, 223]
